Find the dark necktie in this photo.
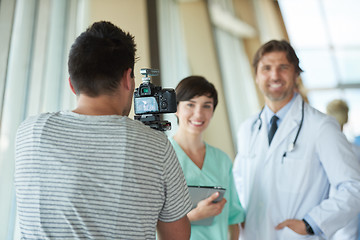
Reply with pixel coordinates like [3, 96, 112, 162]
[268, 115, 279, 145]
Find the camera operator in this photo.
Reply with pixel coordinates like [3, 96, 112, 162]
[15, 21, 192, 240]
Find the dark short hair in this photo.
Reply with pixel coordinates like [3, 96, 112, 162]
[68, 21, 137, 97]
[252, 40, 303, 75]
[175, 76, 218, 111]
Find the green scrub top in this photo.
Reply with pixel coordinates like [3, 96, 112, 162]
[170, 138, 245, 240]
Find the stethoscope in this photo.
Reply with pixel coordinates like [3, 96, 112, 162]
[250, 100, 305, 161]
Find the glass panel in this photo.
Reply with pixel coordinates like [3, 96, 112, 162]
[308, 89, 360, 141]
[297, 50, 337, 89]
[343, 89, 360, 137]
[323, 0, 360, 46]
[278, 0, 328, 48]
[279, 0, 360, 143]
[335, 49, 360, 83]
[307, 89, 342, 113]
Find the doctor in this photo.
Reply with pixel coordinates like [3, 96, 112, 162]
[233, 40, 360, 240]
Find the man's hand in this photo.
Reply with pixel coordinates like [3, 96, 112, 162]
[275, 219, 307, 235]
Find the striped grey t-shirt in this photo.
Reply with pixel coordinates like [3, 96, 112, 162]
[15, 111, 192, 240]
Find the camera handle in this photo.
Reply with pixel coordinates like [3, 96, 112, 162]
[134, 114, 171, 131]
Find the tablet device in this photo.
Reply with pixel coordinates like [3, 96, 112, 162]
[187, 186, 226, 226]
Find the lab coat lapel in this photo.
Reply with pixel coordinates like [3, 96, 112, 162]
[266, 95, 303, 160]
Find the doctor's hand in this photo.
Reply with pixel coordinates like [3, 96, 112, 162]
[187, 192, 227, 222]
[275, 219, 307, 235]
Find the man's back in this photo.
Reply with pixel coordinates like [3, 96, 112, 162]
[15, 111, 191, 239]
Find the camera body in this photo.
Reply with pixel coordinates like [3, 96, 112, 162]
[133, 68, 176, 131]
[134, 85, 176, 115]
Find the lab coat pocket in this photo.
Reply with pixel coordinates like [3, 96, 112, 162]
[276, 156, 308, 194]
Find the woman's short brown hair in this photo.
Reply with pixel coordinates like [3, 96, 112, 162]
[175, 76, 218, 111]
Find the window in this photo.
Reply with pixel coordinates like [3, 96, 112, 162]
[278, 0, 360, 141]
[0, 1, 81, 238]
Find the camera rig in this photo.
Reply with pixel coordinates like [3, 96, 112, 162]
[133, 68, 177, 131]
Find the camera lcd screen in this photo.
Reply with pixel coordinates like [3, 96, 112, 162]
[134, 97, 159, 114]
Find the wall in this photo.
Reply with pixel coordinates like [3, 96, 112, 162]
[88, 0, 151, 116]
[179, 1, 235, 158]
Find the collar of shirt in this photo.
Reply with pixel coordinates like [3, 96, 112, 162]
[264, 93, 298, 132]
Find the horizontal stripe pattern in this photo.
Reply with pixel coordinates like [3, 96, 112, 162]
[15, 111, 192, 239]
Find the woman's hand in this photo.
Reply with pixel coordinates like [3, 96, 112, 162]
[187, 192, 227, 222]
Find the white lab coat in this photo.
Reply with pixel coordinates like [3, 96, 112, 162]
[330, 143, 360, 240]
[233, 94, 360, 240]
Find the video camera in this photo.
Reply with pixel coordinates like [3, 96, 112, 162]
[134, 68, 177, 131]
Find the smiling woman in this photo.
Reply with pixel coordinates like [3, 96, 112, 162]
[169, 76, 245, 240]
[176, 95, 214, 138]
[175, 76, 217, 138]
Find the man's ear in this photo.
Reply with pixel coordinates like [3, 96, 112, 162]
[122, 68, 133, 90]
[68, 77, 76, 94]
